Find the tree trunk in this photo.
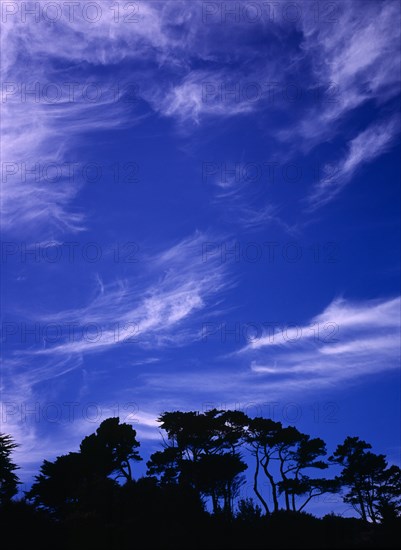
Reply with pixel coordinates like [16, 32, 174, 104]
[279, 451, 290, 511]
[298, 490, 324, 513]
[356, 487, 367, 522]
[125, 460, 132, 481]
[261, 459, 279, 512]
[366, 489, 377, 523]
[224, 487, 231, 517]
[211, 491, 219, 514]
[253, 449, 270, 516]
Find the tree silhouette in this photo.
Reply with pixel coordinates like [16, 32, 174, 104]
[274, 425, 308, 511]
[80, 417, 142, 481]
[147, 409, 247, 515]
[27, 452, 93, 516]
[276, 432, 339, 512]
[27, 418, 141, 517]
[236, 497, 262, 522]
[0, 433, 20, 505]
[246, 417, 282, 514]
[186, 452, 246, 515]
[8, 412, 400, 549]
[330, 436, 401, 523]
[374, 465, 401, 522]
[245, 418, 338, 514]
[146, 447, 181, 485]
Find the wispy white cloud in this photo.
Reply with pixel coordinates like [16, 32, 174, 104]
[239, 295, 400, 392]
[205, 163, 299, 234]
[0, 1, 184, 236]
[2, 1, 399, 234]
[0, 0, 298, 236]
[306, 117, 399, 210]
[281, 0, 401, 149]
[242, 295, 400, 351]
[10, 232, 233, 356]
[136, 295, 400, 403]
[151, 69, 256, 125]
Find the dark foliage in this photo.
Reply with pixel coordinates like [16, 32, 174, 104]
[0, 433, 20, 504]
[2, 412, 400, 549]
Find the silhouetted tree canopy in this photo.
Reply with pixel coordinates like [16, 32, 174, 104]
[147, 409, 247, 515]
[330, 436, 401, 523]
[80, 416, 142, 481]
[27, 417, 141, 516]
[2, 412, 400, 549]
[0, 433, 20, 505]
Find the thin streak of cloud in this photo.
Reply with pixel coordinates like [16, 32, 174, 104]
[12, 232, 233, 356]
[306, 117, 399, 210]
[281, 0, 401, 150]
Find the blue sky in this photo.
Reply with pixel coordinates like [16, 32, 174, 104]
[1, 0, 400, 515]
